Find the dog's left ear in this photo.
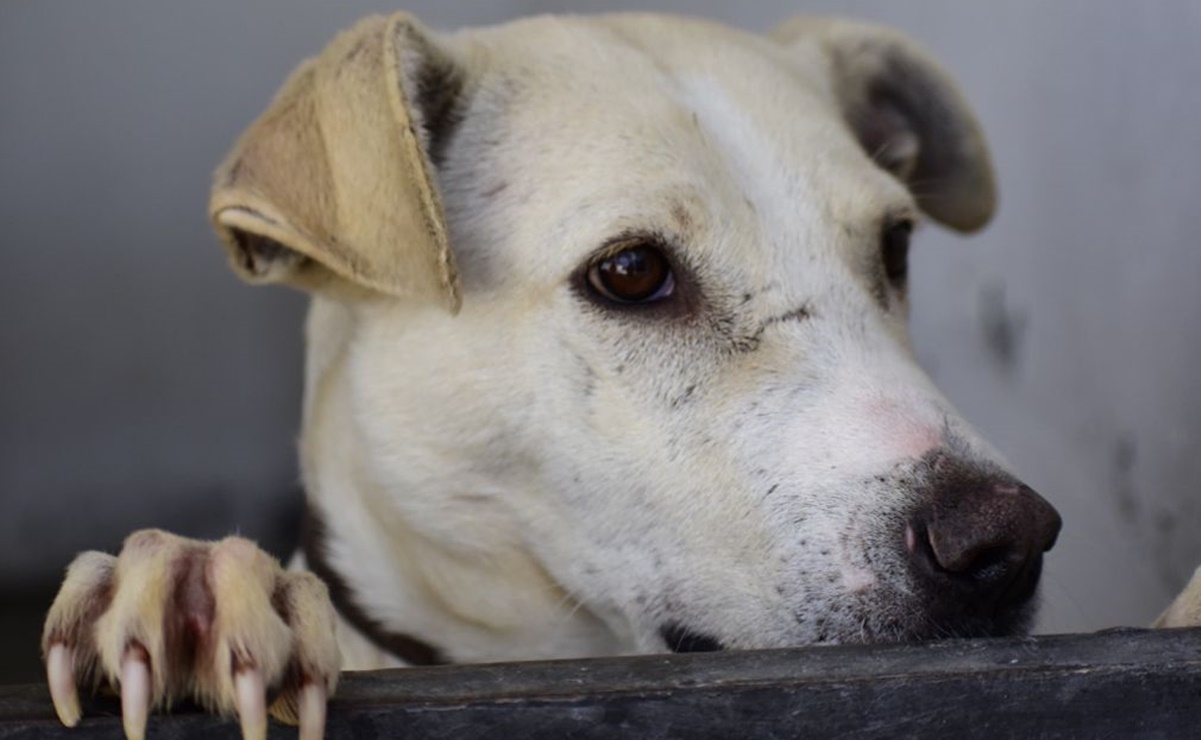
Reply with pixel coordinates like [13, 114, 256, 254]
[772, 18, 997, 232]
[209, 14, 462, 310]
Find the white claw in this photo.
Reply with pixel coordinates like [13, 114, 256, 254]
[235, 669, 267, 740]
[46, 644, 82, 727]
[298, 682, 328, 740]
[120, 652, 150, 740]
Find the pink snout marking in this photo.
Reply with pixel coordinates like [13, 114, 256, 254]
[840, 566, 878, 594]
[863, 397, 943, 460]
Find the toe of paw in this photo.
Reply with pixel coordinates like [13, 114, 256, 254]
[43, 551, 118, 651]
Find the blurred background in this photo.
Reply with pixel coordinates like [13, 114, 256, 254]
[2, 0, 1199, 683]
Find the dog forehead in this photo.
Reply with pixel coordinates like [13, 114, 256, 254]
[469, 13, 818, 83]
[465, 13, 846, 143]
[446, 14, 907, 288]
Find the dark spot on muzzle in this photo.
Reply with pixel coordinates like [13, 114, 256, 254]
[660, 622, 724, 653]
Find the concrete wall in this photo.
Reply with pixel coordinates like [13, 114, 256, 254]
[3, 0, 1198, 637]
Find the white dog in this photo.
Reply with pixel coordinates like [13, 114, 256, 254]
[39, 11, 1201, 740]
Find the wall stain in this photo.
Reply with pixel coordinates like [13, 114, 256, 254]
[978, 281, 1027, 374]
[1111, 434, 1138, 521]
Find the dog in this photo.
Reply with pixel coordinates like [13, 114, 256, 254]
[37, 10, 1201, 740]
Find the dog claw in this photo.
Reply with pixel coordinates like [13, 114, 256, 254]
[297, 682, 328, 740]
[235, 668, 267, 740]
[46, 643, 81, 727]
[120, 649, 151, 740]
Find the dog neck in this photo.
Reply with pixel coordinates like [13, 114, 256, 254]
[297, 480, 630, 667]
[299, 508, 447, 666]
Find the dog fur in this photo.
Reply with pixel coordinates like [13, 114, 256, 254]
[40, 11, 1201, 739]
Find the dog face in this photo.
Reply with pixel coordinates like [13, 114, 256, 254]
[211, 13, 1060, 659]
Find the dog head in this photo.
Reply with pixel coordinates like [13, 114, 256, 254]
[210, 13, 1060, 656]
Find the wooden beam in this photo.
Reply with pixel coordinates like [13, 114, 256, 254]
[3, 628, 1200, 739]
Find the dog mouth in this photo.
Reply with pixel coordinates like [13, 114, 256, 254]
[659, 622, 725, 653]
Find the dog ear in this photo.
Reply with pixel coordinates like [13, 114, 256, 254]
[209, 14, 462, 310]
[771, 18, 997, 232]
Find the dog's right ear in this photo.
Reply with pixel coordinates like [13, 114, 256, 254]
[209, 14, 462, 311]
[771, 17, 997, 233]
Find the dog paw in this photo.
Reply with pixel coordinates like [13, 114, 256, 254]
[1155, 565, 1201, 628]
[42, 529, 339, 740]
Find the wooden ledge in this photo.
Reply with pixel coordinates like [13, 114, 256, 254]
[3, 628, 1200, 738]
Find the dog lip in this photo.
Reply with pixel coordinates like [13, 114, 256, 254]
[659, 622, 725, 653]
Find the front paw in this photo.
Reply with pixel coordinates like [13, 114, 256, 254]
[42, 529, 339, 740]
[1155, 565, 1201, 628]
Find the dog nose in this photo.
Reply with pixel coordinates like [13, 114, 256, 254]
[907, 480, 1061, 613]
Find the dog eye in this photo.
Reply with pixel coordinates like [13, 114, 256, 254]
[881, 220, 913, 285]
[587, 242, 676, 304]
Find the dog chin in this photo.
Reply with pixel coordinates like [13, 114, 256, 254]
[660, 596, 1039, 654]
[831, 595, 1042, 645]
[906, 599, 1041, 641]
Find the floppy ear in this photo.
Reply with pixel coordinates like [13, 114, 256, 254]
[771, 18, 997, 232]
[210, 14, 462, 310]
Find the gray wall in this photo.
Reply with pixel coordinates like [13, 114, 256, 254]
[2, 0, 1198, 641]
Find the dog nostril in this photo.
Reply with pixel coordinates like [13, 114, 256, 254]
[924, 523, 1021, 577]
[964, 546, 1012, 583]
[909, 520, 1013, 581]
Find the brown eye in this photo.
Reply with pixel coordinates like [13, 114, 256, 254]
[587, 242, 676, 304]
[882, 220, 913, 285]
